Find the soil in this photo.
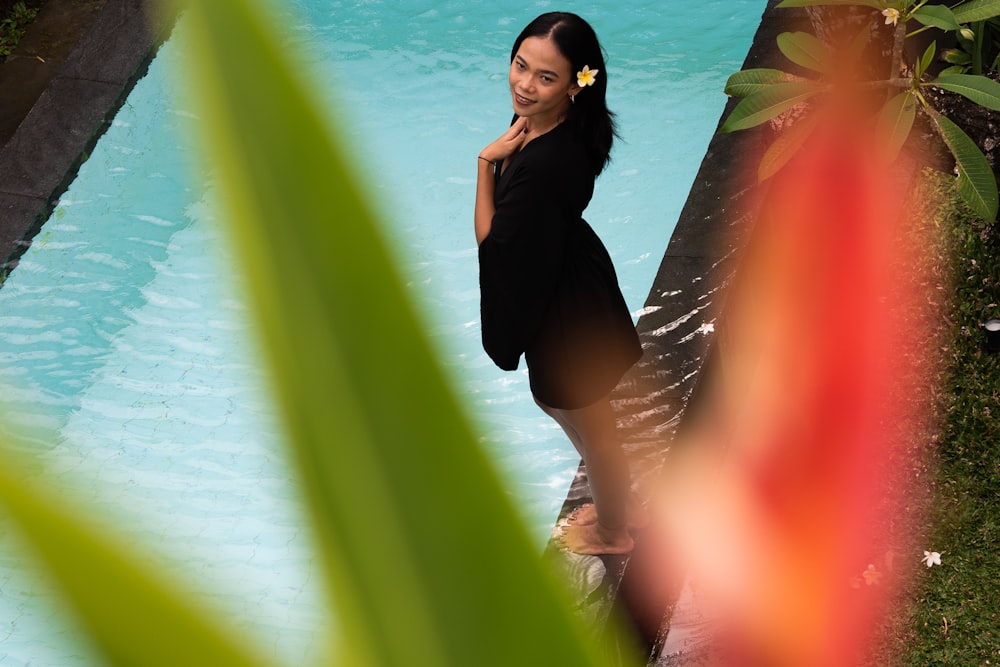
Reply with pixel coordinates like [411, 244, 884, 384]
[925, 73, 1000, 173]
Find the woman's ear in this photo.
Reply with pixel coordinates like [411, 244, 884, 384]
[568, 83, 583, 100]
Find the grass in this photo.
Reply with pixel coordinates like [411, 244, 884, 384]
[904, 176, 1000, 666]
[0, 1, 41, 57]
[871, 171, 1000, 666]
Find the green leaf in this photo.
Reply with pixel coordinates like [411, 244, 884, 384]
[776, 0, 883, 9]
[943, 48, 974, 65]
[916, 41, 937, 79]
[953, 0, 1000, 23]
[875, 91, 917, 163]
[843, 24, 873, 69]
[758, 110, 821, 181]
[724, 68, 793, 98]
[180, 0, 619, 666]
[939, 64, 971, 75]
[777, 31, 829, 72]
[0, 447, 275, 667]
[913, 5, 962, 31]
[720, 82, 820, 132]
[933, 73, 1000, 109]
[932, 112, 999, 220]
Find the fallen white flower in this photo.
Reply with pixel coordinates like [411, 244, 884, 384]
[922, 550, 942, 567]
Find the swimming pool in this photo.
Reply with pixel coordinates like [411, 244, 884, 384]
[0, 1, 764, 664]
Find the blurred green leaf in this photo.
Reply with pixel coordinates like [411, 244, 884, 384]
[179, 0, 619, 666]
[953, 0, 1000, 24]
[724, 68, 793, 98]
[0, 447, 275, 667]
[777, 31, 828, 72]
[720, 82, 820, 132]
[913, 5, 962, 31]
[933, 73, 1000, 109]
[875, 91, 916, 164]
[931, 112, 999, 220]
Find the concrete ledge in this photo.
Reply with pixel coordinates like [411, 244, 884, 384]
[0, 0, 174, 271]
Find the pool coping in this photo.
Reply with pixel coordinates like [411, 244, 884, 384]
[0, 0, 789, 663]
[0, 0, 175, 273]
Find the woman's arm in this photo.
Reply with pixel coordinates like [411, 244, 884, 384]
[474, 157, 497, 246]
[474, 117, 528, 245]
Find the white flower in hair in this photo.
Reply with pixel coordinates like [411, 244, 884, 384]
[577, 65, 599, 87]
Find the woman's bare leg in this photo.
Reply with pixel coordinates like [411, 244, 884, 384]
[537, 394, 634, 555]
[534, 396, 585, 459]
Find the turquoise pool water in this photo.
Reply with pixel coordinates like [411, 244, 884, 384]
[0, 1, 763, 664]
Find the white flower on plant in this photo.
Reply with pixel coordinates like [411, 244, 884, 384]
[882, 8, 900, 26]
[922, 550, 943, 567]
[960, 27, 975, 41]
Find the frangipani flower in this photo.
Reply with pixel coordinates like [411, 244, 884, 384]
[862, 564, 882, 586]
[922, 550, 943, 567]
[882, 8, 900, 26]
[577, 65, 599, 88]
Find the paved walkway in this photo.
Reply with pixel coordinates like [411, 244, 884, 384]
[0, 0, 173, 271]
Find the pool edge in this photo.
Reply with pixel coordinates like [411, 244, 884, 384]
[0, 0, 177, 274]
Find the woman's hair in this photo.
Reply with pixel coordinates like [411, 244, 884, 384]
[511, 12, 618, 176]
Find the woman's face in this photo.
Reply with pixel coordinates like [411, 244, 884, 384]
[508, 36, 581, 124]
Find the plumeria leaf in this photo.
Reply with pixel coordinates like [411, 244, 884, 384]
[720, 82, 820, 132]
[931, 112, 999, 220]
[875, 91, 917, 163]
[933, 73, 1000, 109]
[938, 64, 969, 76]
[723, 68, 794, 98]
[757, 109, 821, 181]
[776, 0, 883, 9]
[777, 31, 828, 72]
[953, 0, 1000, 23]
[916, 41, 937, 80]
[842, 24, 872, 70]
[912, 5, 962, 31]
[943, 48, 973, 65]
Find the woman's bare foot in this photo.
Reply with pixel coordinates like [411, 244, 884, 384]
[560, 520, 634, 555]
[567, 498, 648, 530]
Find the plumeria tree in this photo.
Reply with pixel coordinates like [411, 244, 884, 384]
[722, 0, 1000, 220]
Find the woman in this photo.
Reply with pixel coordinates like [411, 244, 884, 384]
[475, 12, 642, 555]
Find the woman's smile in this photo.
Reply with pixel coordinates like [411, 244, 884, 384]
[513, 92, 535, 107]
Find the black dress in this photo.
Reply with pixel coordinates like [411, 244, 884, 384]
[478, 122, 642, 410]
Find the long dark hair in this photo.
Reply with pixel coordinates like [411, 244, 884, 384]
[511, 12, 618, 176]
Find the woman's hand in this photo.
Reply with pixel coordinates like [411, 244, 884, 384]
[475, 117, 527, 245]
[479, 116, 528, 164]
